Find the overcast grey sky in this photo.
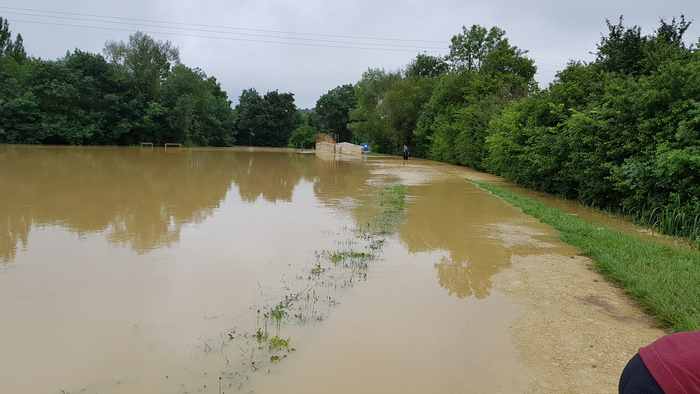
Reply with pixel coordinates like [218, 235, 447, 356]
[2, 0, 699, 108]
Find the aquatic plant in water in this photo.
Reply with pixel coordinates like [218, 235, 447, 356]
[217, 184, 407, 390]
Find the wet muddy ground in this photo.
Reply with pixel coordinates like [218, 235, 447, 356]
[0, 146, 663, 393]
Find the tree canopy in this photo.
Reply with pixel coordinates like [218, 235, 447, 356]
[232, 89, 299, 147]
[0, 24, 241, 146]
[314, 84, 356, 142]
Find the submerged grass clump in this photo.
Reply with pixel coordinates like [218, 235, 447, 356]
[219, 183, 409, 389]
[371, 185, 408, 234]
[268, 336, 290, 352]
[473, 180, 700, 331]
[326, 250, 373, 264]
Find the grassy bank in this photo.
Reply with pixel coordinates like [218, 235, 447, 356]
[473, 181, 700, 332]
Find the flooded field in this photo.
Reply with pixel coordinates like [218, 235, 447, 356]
[0, 146, 663, 393]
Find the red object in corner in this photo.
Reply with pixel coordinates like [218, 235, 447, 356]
[639, 331, 700, 394]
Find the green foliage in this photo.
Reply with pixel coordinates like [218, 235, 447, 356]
[406, 54, 448, 78]
[103, 31, 180, 101]
[597, 15, 692, 76]
[232, 89, 299, 147]
[371, 184, 408, 234]
[475, 181, 700, 331]
[326, 250, 372, 264]
[161, 65, 235, 146]
[349, 69, 435, 153]
[0, 22, 235, 146]
[348, 68, 401, 151]
[345, 25, 534, 160]
[270, 302, 288, 324]
[414, 24, 536, 166]
[288, 122, 317, 149]
[268, 336, 290, 352]
[486, 18, 699, 242]
[0, 17, 25, 62]
[382, 76, 435, 149]
[314, 84, 356, 142]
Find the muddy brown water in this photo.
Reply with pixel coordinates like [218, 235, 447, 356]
[0, 146, 663, 393]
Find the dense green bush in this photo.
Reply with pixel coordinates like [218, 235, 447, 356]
[486, 17, 699, 242]
[288, 112, 317, 149]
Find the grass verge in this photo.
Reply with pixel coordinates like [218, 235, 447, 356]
[472, 180, 700, 332]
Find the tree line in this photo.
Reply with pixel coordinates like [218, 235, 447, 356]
[310, 16, 699, 243]
[0, 18, 302, 147]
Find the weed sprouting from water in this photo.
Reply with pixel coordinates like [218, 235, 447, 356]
[311, 262, 325, 276]
[327, 250, 373, 263]
[269, 303, 288, 327]
[217, 184, 408, 390]
[367, 185, 408, 235]
[254, 328, 268, 344]
[268, 336, 290, 352]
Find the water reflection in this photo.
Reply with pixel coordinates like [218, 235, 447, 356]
[397, 178, 551, 299]
[0, 147, 238, 260]
[1, 145, 558, 301]
[231, 152, 306, 203]
[0, 147, 376, 263]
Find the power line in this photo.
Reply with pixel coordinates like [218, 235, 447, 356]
[0, 10, 446, 50]
[9, 18, 443, 53]
[0, 5, 445, 44]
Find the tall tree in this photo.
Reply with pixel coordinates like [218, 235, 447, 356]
[596, 15, 693, 76]
[0, 17, 12, 56]
[233, 88, 265, 146]
[406, 54, 448, 78]
[103, 32, 180, 100]
[260, 90, 298, 147]
[381, 77, 435, 148]
[447, 25, 505, 71]
[314, 84, 357, 142]
[348, 69, 401, 151]
[233, 89, 298, 147]
[161, 65, 236, 146]
[0, 17, 25, 61]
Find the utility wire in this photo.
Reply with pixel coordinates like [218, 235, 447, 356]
[0, 5, 445, 44]
[10, 18, 442, 53]
[1, 10, 446, 50]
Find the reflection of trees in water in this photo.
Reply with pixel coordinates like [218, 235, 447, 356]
[311, 157, 371, 207]
[0, 147, 374, 262]
[397, 179, 519, 300]
[229, 152, 307, 203]
[434, 257, 493, 299]
[0, 147, 238, 261]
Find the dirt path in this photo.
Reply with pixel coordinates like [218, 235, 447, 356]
[492, 227, 663, 393]
[452, 163, 667, 392]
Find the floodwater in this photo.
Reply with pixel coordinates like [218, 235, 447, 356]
[0, 146, 662, 393]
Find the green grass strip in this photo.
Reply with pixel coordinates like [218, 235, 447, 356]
[472, 180, 700, 332]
